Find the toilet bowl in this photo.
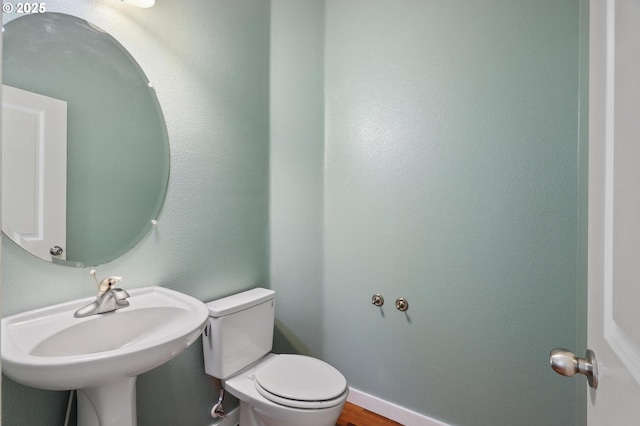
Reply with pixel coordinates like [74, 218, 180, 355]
[224, 353, 348, 426]
[202, 288, 348, 426]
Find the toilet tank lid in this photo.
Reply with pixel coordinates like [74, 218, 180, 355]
[206, 288, 275, 317]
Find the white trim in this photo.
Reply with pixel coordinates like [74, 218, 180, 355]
[347, 387, 450, 426]
[602, 0, 640, 387]
[207, 407, 239, 426]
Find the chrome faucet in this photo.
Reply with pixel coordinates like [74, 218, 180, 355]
[74, 270, 130, 318]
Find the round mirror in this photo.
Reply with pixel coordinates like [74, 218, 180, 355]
[2, 12, 170, 267]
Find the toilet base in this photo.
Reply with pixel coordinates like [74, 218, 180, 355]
[239, 399, 344, 426]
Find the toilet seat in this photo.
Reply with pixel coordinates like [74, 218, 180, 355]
[253, 354, 348, 409]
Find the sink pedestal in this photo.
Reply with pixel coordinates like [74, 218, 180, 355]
[77, 377, 137, 426]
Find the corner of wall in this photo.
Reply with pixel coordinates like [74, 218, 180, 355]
[575, 0, 590, 424]
[269, 0, 326, 357]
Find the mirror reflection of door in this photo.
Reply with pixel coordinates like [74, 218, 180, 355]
[3, 13, 170, 267]
[2, 85, 67, 261]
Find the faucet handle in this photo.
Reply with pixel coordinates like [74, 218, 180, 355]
[90, 270, 122, 284]
[98, 277, 123, 294]
[89, 269, 123, 295]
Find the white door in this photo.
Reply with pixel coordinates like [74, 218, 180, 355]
[2, 85, 67, 261]
[588, 0, 640, 423]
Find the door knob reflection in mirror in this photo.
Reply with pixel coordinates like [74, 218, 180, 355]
[549, 348, 598, 389]
[50, 246, 64, 256]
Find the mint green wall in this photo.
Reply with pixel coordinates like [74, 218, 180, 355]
[1, 0, 269, 424]
[272, 0, 584, 425]
[270, 0, 326, 357]
[322, 1, 581, 424]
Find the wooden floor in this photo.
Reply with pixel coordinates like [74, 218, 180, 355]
[336, 402, 403, 426]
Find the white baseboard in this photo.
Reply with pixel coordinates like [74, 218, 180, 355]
[347, 387, 450, 426]
[207, 407, 239, 426]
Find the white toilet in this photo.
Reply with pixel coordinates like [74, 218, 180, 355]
[202, 288, 348, 426]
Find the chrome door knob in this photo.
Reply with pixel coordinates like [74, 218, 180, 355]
[549, 348, 598, 389]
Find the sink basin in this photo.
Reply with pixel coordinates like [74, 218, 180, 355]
[1, 286, 209, 426]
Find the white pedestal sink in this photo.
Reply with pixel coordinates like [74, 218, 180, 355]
[1, 286, 209, 426]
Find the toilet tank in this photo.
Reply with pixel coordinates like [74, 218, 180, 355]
[202, 288, 275, 379]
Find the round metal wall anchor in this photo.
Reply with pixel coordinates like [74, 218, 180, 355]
[371, 294, 384, 307]
[395, 298, 409, 312]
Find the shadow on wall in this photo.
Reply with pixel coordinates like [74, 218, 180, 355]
[2, 376, 71, 425]
[274, 319, 312, 355]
